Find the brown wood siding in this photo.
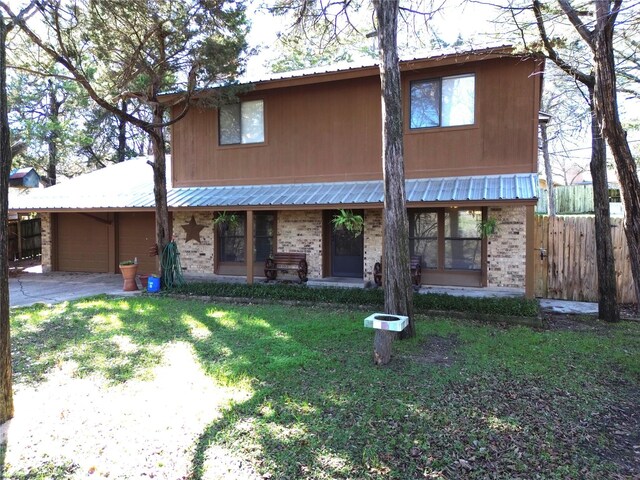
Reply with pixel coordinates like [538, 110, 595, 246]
[172, 57, 540, 187]
[117, 212, 157, 275]
[56, 213, 110, 272]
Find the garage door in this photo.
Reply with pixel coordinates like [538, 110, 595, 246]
[57, 213, 110, 272]
[118, 212, 157, 275]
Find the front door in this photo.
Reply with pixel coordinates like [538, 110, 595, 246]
[331, 212, 364, 278]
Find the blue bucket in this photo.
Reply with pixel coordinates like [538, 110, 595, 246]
[148, 275, 161, 293]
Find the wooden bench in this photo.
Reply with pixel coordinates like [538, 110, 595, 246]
[265, 253, 308, 283]
[373, 255, 422, 287]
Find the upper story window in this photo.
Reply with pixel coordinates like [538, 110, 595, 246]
[219, 99, 264, 145]
[410, 74, 475, 129]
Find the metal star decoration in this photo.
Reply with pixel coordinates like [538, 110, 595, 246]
[182, 215, 206, 243]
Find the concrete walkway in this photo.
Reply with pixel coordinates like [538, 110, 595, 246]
[8, 270, 601, 315]
[9, 272, 141, 308]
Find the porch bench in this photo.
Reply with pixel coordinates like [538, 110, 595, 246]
[373, 255, 422, 287]
[265, 252, 308, 283]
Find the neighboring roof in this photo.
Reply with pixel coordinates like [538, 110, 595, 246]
[10, 167, 36, 180]
[538, 112, 551, 124]
[9, 157, 538, 212]
[9, 167, 41, 188]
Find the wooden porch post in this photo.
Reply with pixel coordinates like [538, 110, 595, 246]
[246, 210, 254, 285]
[525, 205, 535, 299]
[17, 214, 22, 260]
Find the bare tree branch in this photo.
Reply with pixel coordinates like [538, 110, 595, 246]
[533, 0, 594, 86]
[557, 0, 595, 47]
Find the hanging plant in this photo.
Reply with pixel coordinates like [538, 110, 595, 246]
[332, 209, 364, 237]
[213, 211, 240, 231]
[477, 217, 498, 238]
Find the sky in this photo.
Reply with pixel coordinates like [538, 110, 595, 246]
[245, 1, 503, 76]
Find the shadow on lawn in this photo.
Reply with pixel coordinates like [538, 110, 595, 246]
[10, 297, 640, 479]
[11, 296, 189, 385]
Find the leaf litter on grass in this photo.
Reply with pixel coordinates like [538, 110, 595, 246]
[6, 299, 640, 479]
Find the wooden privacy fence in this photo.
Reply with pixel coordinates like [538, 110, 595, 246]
[537, 185, 623, 215]
[534, 216, 636, 304]
[8, 217, 41, 261]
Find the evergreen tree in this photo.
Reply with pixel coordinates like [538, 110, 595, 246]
[2, 0, 249, 281]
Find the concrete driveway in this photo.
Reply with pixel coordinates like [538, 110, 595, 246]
[9, 272, 141, 308]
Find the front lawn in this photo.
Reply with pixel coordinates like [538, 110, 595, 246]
[2, 296, 639, 479]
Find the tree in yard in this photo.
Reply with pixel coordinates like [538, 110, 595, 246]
[0, 8, 12, 427]
[497, 0, 621, 321]
[7, 66, 90, 185]
[589, 0, 640, 310]
[2, 0, 248, 282]
[272, 0, 433, 363]
[371, 0, 414, 364]
[538, 64, 594, 214]
[78, 100, 146, 168]
[1, 1, 35, 427]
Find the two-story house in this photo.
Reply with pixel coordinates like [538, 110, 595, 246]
[9, 46, 542, 296]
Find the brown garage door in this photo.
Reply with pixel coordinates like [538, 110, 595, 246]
[118, 212, 157, 275]
[57, 213, 110, 272]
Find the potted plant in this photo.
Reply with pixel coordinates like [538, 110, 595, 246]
[119, 259, 138, 291]
[332, 209, 364, 237]
[213, 211, 240, 231]
[477, 217, 498, 238]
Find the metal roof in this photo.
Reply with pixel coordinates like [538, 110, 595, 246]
[166, 174, 538, 208]
[238, 44, 513, 86]
[161, 44, 514, 97]
[9, 156, 538, 212]
[9, 157, 158, 210]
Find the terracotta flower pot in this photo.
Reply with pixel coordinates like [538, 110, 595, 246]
[119, 264, 139, 291]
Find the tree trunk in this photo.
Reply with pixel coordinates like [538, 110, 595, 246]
[372, 0, 414, 365]
[589, 87, 619, 322]
[593, 0, 640, 308]
[47, 80, 59, 186]
[149, 103, 171, 282]
[539, 122, 556, 216]
[0, 16, 14, 424]
[117, 100, 128, 163]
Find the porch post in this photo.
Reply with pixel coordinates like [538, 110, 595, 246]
[17, 214, 22, 259]
[525, 204, 535, 299]
[246, 210, 254, 285]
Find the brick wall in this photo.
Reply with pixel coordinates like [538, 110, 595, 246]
[277, 210, 323, 279]
[487, 205, 526, 288]
[172, 211, 215, 274]
[363, 209, 382, 283]
[40, 213, 52, 273]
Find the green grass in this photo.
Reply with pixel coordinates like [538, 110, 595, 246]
[9, 296, 640, 479]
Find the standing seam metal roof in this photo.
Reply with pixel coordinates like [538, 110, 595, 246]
[166, 173, 538, 209]
[8, 156, 538, 211]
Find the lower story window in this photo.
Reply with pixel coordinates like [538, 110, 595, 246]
[218, 212, 275, 263]
[255, 213, 275, 262]
[410, 208, 482, 271]
[218, 214, 246, 262]
[444, 209, 482, 270]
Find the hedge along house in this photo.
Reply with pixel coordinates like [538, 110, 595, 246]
[10, 46, 542, 296]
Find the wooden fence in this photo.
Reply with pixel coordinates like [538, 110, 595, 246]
[534, 216, 636, 303]
[8, 217, 41, 261]
[537, 185, 622, 215]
